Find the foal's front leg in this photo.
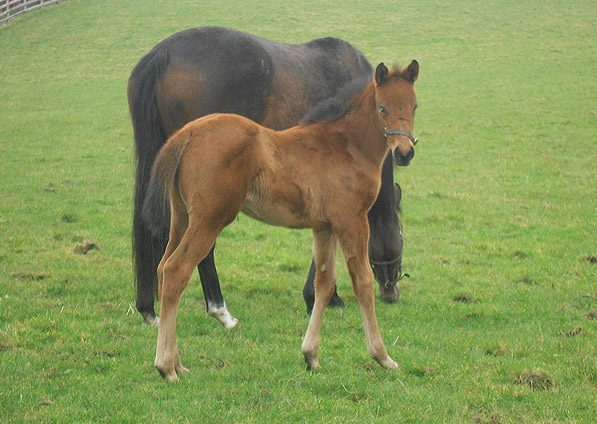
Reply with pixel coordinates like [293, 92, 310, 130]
[338, 220, 398, 369]
[301, 229, 338, 369]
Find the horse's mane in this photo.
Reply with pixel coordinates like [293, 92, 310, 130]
[300, 65, 411, 124]
[300, 76, 371, 124]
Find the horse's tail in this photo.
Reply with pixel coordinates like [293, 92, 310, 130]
[142, 131, 191, 236]
[127, 47, 170, 306]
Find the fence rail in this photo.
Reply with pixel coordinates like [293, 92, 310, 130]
[0, 0, 61, 25]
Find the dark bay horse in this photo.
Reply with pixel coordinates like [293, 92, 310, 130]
[143, 61, 419, 381]
[128, 27, 410, 328]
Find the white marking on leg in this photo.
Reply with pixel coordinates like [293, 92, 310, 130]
[207, 302, 239, 329]
[142, 312, 159, 328]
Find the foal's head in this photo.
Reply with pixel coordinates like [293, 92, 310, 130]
[374, 61, 419, 166]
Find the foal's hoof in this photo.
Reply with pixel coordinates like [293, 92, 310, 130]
[155, 357, 187, 382]
[379, 357, 399, 370]
[156, 366, 179, 382]
[303, 354, 321, 371]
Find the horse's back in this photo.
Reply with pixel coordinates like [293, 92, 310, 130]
[149, 27, 275, 135]
[136, 26, 372, 134]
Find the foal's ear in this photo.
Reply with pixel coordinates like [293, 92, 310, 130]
[405, 60, 419, 83]
[375, 63, 389, 85]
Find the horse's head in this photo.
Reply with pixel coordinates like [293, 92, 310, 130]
[374, 61, 419, 166]
[368, 182, 407, 303]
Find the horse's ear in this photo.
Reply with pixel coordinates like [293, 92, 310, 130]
[394, 183, 402, 211]
[405, 60, 419, 82]
[375, 63, 389, 85]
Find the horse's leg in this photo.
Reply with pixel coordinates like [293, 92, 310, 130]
[337, 219, 398, 369]
[134, 213, 165, 326]
[197, 244, 239, 328]
[303, 259, 345, 314]
[155, 220, 219, 382]
[301, 228, 338, 370]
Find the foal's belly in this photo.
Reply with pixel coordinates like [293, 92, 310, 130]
[241, 184, 318, 229]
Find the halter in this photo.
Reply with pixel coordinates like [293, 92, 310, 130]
[370, 256, 410, 289]
[384, 128, 418, 145]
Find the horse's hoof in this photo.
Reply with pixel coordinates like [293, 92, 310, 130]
[208, 304, 239, 329]
[142, 312, 159, 328]
[328, 294, 345, 308]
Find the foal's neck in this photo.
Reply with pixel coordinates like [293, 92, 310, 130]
[332, 82, 388, 167]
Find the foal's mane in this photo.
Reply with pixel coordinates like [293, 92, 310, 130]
[300, 65, 409, 124]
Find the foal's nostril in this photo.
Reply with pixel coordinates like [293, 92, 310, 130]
[394, 146, 414, 166]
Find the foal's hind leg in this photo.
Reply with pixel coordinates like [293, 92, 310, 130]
[337, 219, 398, 369]
[301, 228, 338, 370]
[155, 221, 220, 382]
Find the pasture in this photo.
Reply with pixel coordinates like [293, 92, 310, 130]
[0, 0, 595, 422]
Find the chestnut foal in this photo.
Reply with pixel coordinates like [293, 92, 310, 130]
[143, 61, 419, 381]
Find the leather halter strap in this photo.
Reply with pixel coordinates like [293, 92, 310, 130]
[370, 256, 410, 288]
[384, 128, 418, 145]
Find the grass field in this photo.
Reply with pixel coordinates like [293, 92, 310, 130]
[1, 0, 595, 422]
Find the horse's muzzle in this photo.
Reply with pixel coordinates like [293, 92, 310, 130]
[394, 146, 414, 166]
[371, 259, 403, 303]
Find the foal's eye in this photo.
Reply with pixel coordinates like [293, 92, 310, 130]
[379, 106, 387, 115]
[414, 104, 418, 112]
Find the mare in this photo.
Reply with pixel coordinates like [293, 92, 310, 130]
[142, 61, 419, 381]
[129, 27, 410, 328]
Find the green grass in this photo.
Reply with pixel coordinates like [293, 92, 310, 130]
[1, 0, 595, 422]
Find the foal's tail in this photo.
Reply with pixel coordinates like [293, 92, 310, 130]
[142, 131, 191, 236]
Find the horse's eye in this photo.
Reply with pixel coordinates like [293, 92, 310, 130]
[414, 104, 418, 112]
[379, 106, 387, 115]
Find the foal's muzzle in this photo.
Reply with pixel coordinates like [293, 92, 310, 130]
[385, 129, 417, 166]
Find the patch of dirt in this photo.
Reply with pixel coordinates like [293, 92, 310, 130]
[582, 254, 597, 263]
[12, 272, 48, 281]
[409, 365, 438, 377]
[438, 257, 455, 265]
[452, 293, 479, 303]
[586, 309, 597, 320]
[74, 240, 100, 255]
[472, 414, 502, 424]
[513, 369, 554, 391]
[485, 344, 507, 356]
[520, 276, 541, 285]
[558, 327, 584, 337]
[61, 214, 78, 223]
[43, 183, 56, 192]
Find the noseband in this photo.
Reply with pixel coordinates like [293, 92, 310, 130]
[370, 256, 410, 289]
[384, 128, 418, 145]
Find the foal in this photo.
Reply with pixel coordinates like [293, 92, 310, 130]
[143, 61, 419, 381]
